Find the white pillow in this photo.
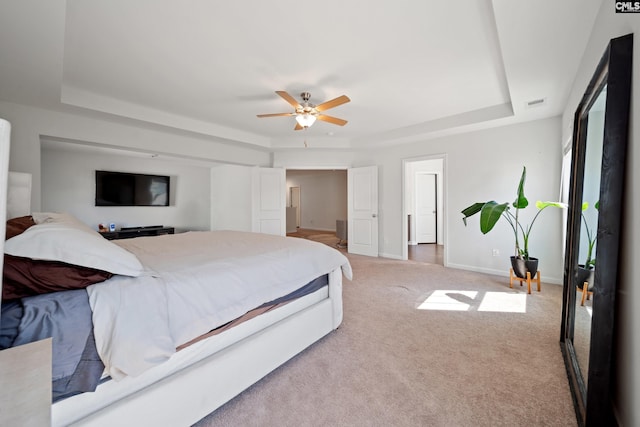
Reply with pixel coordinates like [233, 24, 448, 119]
[5, 218, 144, 277]
[32, 212, 90, 227]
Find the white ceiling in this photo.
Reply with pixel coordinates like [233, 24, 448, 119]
[0, 0, 602, 150]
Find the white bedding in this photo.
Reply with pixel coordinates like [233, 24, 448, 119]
[87, 230, 352, 381]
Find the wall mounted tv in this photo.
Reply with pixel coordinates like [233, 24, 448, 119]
[95, 170, 170, 206]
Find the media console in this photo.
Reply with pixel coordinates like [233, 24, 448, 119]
[100, 226, 175, 240]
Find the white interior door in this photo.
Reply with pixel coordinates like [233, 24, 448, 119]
[347, 166, 378, 257]
[290, 186, 300, 227]
[415, 173, 437, 243]
[252, 167, 285, 235]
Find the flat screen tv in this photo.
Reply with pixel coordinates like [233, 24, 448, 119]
[95, 170, 170, 207]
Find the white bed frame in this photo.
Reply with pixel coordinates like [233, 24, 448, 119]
[52, 268, 343, 426]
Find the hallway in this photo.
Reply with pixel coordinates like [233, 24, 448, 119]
[408, 243, 443, 265]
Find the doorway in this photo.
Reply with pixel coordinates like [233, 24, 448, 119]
[285, 169, 347, 237]
[403, 155, 446, 265]
[285, 167, 379, 257]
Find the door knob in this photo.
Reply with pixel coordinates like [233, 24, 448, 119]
[372, 213, 378, 218]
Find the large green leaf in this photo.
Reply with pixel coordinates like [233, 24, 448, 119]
[581, 200, 599, 211]
[536, 201, 567, 210]
[480, 201, 509, 234]
[512, 167, 529, 209]
[461, 202, 486, 226]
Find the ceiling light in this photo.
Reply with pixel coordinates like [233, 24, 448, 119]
[295, 113, 317, 128]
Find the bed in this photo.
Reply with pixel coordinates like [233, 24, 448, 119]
[1, 211, 351, 426]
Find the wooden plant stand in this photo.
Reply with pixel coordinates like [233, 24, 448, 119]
[509, 268, 541, 294]
[579, 281, 593, 306]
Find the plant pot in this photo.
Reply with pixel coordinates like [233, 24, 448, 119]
[577, 265, 595, 291]
[510, 256, 539, 279]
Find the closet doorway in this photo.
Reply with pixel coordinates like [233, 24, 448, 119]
[403, 156, 446, 265]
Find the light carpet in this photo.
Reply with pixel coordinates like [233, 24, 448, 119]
[195, 254, 576, 426]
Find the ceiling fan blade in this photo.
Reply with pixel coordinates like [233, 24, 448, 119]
[294, 123, 304, 131]
[315, 95, 350, 112]
[256, 112, 295, 118]
[276, 91, 302, 109]
[317, 114, 348, 126]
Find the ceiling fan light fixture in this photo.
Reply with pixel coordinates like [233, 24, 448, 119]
[258, 91, 349, 131]
[295, 113, 316, 128]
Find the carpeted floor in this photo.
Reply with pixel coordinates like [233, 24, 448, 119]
[194, 253, 576, 426]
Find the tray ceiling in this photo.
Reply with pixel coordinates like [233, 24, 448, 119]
[0, 0, 602, 149]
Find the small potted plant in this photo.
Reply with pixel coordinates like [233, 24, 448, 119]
[576, 201, 597, 288]
[461, 166, 565, 278]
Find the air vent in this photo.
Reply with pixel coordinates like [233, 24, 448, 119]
[525, 98, 547, 108]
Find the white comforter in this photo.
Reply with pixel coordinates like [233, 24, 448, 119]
[86, 230, 352, 380]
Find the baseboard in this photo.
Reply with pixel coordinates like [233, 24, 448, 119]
[445, 262, 562, 285]
[379, 252, 403, 260]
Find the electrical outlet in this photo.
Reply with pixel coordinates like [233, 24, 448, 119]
[492, 249, 500, 257]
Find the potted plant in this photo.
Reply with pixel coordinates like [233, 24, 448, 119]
[577, 201, 598, 288]
[461, 166, 565, 278]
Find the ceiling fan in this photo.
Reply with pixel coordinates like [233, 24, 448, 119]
[257, 91, 350, 130]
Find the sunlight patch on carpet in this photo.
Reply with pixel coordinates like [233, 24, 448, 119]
[477, 292, 527, 313]
[417, 290, 527, 313]
[417, 290, 478, 311]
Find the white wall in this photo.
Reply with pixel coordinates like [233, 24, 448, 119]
[210, 165, 253, 232]
[286, 170, 347, 231]
[372, 117, 564, 283]
[561, 5, 640, 424]
[578, 109, 603, 262]
[0, 119, 10, 321]
[273, 149, 356, 169]
[41, 146, 211, 232]
[271, 117, 564, 282]
[0, 100, 271, 212]
[2, 100, 566, 287]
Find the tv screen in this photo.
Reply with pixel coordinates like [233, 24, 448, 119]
[95, 170, 170, 206]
